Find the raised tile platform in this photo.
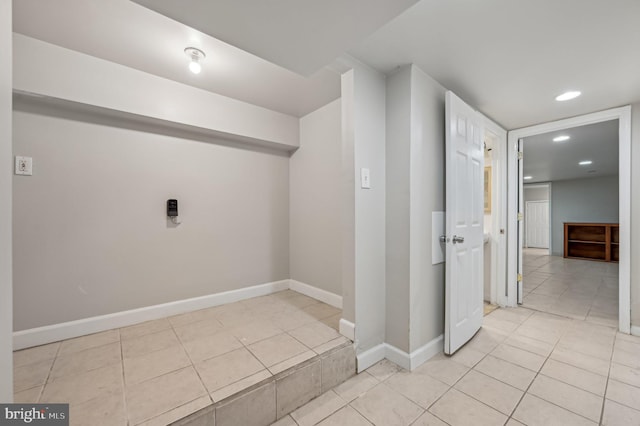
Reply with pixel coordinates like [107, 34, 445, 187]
[13, 290, 355, 426]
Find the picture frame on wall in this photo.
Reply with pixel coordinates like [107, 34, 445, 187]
[484, 166, 491, 213]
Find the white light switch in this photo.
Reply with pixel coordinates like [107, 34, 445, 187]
[360, 168, 371, 189]
[15, 156, 33, 176]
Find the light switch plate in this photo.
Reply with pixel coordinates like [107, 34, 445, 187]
[15, 156, 33, 176]
[360, 168, 371, 189]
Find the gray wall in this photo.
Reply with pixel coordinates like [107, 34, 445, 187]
[385, 65, 446, 353]
[290, 99, 342, 296]
[409, 66, 446, 352]
[551, 176, 619, 256]
[340, 60, 387, 355]
[13, 102, 290, 331]
[0, 0, 13, 401]
[385, 66, 411, 352]
[524, 186, 549, 202]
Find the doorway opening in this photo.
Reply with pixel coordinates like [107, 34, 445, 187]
[524, 183, 551, 254]
[507, 106, 631, 333]
[483, 127, 505, 315]
[519, 121, 619, 326]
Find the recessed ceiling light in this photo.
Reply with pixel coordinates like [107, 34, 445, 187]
[579, 160, 593, 165]
[184, 47, 206, 74]
[555, 91, 581, 101]
[524, 176, 533, 180]
[553, 135, 570, 142]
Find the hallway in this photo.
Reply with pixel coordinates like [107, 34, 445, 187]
[522, 248, 618, 327]
[275, 307, 640, 425]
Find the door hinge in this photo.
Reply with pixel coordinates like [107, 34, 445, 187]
[517, 212, 523, 221]
[517, 151, 523, 160]
[517, 273, 523, 282]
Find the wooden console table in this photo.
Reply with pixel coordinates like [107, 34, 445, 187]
[564, 222, 619, 262]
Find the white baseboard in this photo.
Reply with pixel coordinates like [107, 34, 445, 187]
[288, 280, 342, 309]
[407, 334, 444, 370]
[339, 319, 355, 341]
[356, 343, 386, 373]
[13, 280, 289, 350]
[631, 325, 640, 337]
[384, 335, 443, 371]
[384, 343, 412, 370]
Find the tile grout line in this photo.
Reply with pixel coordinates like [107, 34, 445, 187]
[503, 306, 577, 425]
[599, 332, 617, 425]
[116, 329, 131, 426]
[36, 340, 63, 404]
[508, 316, 613, 425]
[168, 316, 216, 406]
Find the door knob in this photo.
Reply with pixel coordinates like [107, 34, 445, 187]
[452, 235, 465, 244]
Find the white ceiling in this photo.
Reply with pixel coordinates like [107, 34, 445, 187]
[522, 120, 619, 184]
[12, 0, 341, 117]
[12, 0, 640, 129]
[131, 0, 418, 77]
[351, 0, 640, 129]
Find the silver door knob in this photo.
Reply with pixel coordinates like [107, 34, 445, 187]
[452, 235, 464, 244]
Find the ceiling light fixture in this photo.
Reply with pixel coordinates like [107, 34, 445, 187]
[555, 91, 581, 101]
[553, 135, 570, 142]
[184, 47, 206, 74]
[579, 160, 593, 165]
[524, 176, 533, 180]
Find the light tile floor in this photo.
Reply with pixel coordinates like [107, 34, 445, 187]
[522, 248, 618, 327]
[13, 290, 345, 426]
[277, 307, 640, 426]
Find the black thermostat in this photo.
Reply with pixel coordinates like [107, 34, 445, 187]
[167, 199, 178, 217]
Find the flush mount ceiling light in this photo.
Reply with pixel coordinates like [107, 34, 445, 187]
[184, 47, 206, 74]
[579, 160, 593, 165]
[555, 91, 581, 101]
[524, 176, 533, 180]
[553, 135, 570, 142]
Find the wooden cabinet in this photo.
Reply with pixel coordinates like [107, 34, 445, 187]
[564, 222, 619, 262]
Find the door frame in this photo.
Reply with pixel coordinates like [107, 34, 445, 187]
[484, 118, 507, 307]
[507, 106, 631, 334]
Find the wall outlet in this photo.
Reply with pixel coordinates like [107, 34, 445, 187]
[15, 156, 33, 176]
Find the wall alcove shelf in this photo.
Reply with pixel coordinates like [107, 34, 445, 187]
[564, 222, 619, 262]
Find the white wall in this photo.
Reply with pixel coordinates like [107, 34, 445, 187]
[385, 66, 411, 352]
[630, 102, 640, 327]
[13, 96, 290, 331]
[340, 59, 386, 355]
[550, 176, 619, 256]
[14, 34, 299, 150]
[408, 66, 446, 353]
[290, 99, 342, 296]
[385, 65, 446, 354]
[0, 0, 13, 402]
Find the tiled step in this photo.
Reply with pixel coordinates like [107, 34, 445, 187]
[171, 342, 355, 426]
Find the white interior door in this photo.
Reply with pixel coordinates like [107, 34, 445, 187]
[526, 201, 549, 248]
[444, 91, 484, 355]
